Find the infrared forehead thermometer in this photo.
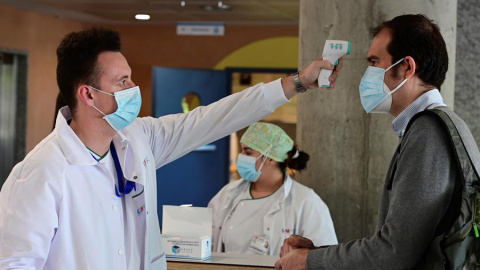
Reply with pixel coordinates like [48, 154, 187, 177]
[318, 40, 351, 88]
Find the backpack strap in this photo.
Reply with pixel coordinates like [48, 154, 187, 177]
[432, 107, 480, 184]
[404, 107, 480, 189]
[404, 107, 480, 237]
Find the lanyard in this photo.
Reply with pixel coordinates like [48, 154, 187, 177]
[110, 142, 136, 198]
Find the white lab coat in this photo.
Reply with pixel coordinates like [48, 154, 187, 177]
[208, 175, 338, 256]
[0, 80, 287, 270]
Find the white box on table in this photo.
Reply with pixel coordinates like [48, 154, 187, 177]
[161, 205, 212, 260]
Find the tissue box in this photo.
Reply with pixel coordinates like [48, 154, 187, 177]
[161, 205, 212, 260]
[161, 235, 211, 260]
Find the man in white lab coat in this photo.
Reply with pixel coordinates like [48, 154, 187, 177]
[0, 27, 341, 270]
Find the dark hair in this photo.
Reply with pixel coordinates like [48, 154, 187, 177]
[278, 145, 310, 178]
[53, 92, 67, 130]
[56, 27, 121, 116]
[370, 14, 448, 90]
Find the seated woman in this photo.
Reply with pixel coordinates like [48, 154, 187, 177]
[208, 122, 337, 256]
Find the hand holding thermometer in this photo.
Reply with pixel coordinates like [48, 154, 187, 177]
[318, 40, 351, 88]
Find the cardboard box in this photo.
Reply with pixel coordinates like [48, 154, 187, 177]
[161, 205, 212, 260]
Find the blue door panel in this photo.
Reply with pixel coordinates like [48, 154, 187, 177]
[152, 67, 229, 228]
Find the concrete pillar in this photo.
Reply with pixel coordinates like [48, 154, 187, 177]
[297, 0, 457, 242]
[455, 0, 480, 144]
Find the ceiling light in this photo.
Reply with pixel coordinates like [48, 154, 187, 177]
[217, 4, 230, 10]
[202, 1, 231, 11]
[135, 14, 150, 20]
[181, 1, 185, 7]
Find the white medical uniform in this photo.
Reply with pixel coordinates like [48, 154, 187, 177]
[208, 175, 338, 256]
[0, 79, 287, 270]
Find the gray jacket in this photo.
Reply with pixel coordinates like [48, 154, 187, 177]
[307, 109, 462, 270]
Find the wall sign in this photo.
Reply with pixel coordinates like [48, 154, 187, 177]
[177, 22, 225, 36]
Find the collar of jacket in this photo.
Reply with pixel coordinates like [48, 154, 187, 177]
[54, 106, 145, 185]
[225, 174, 293, 201]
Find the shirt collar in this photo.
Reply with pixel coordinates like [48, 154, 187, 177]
[55, 106, 129, 165]
[391, 89, 446, 137]
[55, 107, 146, 186]
[226, 174, 294, 201]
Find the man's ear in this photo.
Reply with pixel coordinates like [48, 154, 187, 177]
[404, 56, 417, 79]
[76, 84, 94, 106]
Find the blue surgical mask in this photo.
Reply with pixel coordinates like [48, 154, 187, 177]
[91, 86, 142, 131]
[237, 153, 268, 182]
[358, 58, 407, 113]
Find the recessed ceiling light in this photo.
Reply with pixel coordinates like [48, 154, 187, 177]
[181, 1, 185, 7]
[202, 4, 231, 11]
[218, 4, 230, 10]
[135, 14, 150, 20]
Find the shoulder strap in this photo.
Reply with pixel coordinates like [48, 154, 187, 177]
[432, 107, 480, 183]
[404, 107, 480, 189]
[405, 107, 480, 237]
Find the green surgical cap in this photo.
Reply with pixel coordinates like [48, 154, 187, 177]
[240, 122, 293, 162]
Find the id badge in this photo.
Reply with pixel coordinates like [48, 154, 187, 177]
[248, 235, 269, 255]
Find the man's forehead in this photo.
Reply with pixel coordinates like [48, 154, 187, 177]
[367, 29, 392, 59]
[96, 51, 131, 78]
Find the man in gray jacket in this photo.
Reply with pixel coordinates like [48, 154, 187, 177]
[275, 14, 462, 270]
